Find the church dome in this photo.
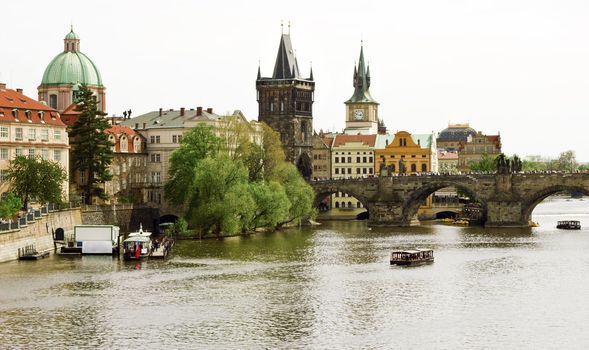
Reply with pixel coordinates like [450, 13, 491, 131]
[437, 124, 477, 142]
[40, 29, 103, 87]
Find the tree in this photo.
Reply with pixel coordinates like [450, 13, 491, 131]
[271, 162, 315, 226]
[246, 181, 290, 230]
[170, 217, 188, 236]
[556, 150, 577, 173]
[0, 193, 22, 219]
[5, 156, 67, 209]
[68, 85, 113, 204]
[240, 123, 285, 182]
[164, 125, 221, 206]
[469, 153, 496, 172]
[187, 154, 253, 238]
[522, 160, 547, 172]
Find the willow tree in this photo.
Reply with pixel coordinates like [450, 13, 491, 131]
[68, 85, 113, 204]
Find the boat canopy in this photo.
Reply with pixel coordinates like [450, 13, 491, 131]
[123, 236, 150, 243]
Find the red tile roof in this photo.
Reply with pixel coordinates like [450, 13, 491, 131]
[321, 137, 333, 148]
[105, 125, 138, 137]
[0, 87, 64, 126]
[438, 150, 459, 160]
[333, 134, 377, 147]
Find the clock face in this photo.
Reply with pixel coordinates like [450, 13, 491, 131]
[354, 109, 364, 120]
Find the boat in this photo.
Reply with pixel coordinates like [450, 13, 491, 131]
[528, 221, 540, 227]
[122, 224, 152, 260]
[556, 220, 581, 230]
[390, 249, 434, 266]
[453, 219, 469, 225]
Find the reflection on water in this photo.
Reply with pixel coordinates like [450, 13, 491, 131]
[1, 198, 589, 348]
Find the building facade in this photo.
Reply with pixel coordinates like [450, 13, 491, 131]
[375, 131, 438, 175]
[0, 84, 69, 201]
[344, 44, 379, 135]
[38, 27, 106, 114]
[311, 134, 332, 180]
[331, 134, 376, 209]
[458, 132, 501, 171]
[256, 31, 314, 178]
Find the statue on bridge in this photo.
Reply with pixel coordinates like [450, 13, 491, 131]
[399, 158, 406, 174]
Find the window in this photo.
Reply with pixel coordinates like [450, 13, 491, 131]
[28, 149, 35, 158]
[120, 137, 128, 152]
[15, 148, 23, 157]
[41, 149, 49, 160]
[53, 150, 62, 162]
[15, 128, 22, 140]
[347, 168, 352, 174]
[422, 164, 427, 172]
[335, 168, 339, 174]
[172, 135, 177, 143]
[363, 156, 367, 163]
[357, 157, 361, 163]
[38, 111, 45, 122]
[25, 110, 32, 121]
[0, 148, 8, 160]
[80, 171, 86, 185]
[363, 168, 367, 174]
[369, 168, 373, 174]
[54, 130, 62, 141]
[177, 135, 182, 143]
[0, 127, 8, 139]
[369, 157, 373, 163]
[356, 168, 361, 174]
[150, 153, 161, 163]
[28, 128, 36, 140]
[335, 157, 339, 163]
[151, 172, 161, 183]
[348, 157, 352, 163]
[134, 138, 142, 152]
[411, 164, 417, 172]
[41, 129, 49, 141]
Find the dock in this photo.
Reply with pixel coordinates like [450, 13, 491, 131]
[18, 244, 50, 260]
[149, 237, 174, 259]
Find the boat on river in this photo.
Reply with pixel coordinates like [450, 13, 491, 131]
[123, 224, 152, 260]
[556, 220, 581, 230]
[390, 249, 434, 266]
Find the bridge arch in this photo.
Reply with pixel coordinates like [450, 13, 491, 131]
[521, 185, 589, 224]
[312, 184, 371, 216]
[401, 181, 486, 224]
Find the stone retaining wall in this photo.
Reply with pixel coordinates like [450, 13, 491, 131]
[0, 208, 82, 263]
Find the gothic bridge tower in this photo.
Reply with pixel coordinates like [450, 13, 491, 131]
[256, 29, 315, 179]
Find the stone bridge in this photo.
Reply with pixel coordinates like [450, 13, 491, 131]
[310, 173, 589, 227]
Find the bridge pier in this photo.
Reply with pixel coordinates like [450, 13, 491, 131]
[367, 201, 417, 227]
[485, 200, 528, 227]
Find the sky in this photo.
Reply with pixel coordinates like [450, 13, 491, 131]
[1, 0, 589, 161]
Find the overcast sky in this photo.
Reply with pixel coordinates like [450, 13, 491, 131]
[1, 0, 588, 161]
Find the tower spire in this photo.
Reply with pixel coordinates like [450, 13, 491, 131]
[346, 42, 376, 103]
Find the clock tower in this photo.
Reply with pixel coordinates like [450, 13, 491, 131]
[344, 43, 379, 135]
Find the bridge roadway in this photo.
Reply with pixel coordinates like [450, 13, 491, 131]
[310, 173, 589, 227]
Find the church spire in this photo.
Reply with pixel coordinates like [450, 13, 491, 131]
[257, 62, 261, 80]
[346, 42, 376, 103]
[309, 64, 314, 81]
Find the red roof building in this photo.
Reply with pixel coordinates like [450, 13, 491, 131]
[0, 83, 69, 200]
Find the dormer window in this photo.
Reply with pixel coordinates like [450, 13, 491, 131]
[12, 109, 18, 119]
[25, 110, 32, 122]
[38, 111, 45, 123]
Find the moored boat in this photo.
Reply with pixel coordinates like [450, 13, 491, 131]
[556, 220, 581, 230]
[390, 249, 434, 266]
[123, 224, 152, 260]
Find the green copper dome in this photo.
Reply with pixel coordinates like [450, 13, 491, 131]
[40, 28, 103, 87]
[41, 52, 103, 86]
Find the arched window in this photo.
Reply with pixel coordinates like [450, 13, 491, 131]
[348, 201, 352, 208]
[357, 202, 362, 208]
[133, 137, 142, 153]
[411, 164, 417, 172]
[120, 136, 128, 152]
[335, 202, 340, 208]
[108, 135, 116, 151]
[421, 164, 427, 172]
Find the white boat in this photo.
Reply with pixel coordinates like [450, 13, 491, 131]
[123, 224, 152, 260]
[128, 223, 152, 238]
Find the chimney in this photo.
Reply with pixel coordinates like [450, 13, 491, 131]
[197, 107, 203, 116]
[0, 83, 5, 89]
[206, 107, 213, 114]
[180, 107, 185, 116]
[16, 88, 23, 94]
[159, 108, 163, 116]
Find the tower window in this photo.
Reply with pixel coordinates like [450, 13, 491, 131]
[49, 95, 58, 109]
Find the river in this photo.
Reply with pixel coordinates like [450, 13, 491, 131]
[1, 197, 589, 349]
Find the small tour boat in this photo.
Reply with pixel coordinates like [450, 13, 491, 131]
[556, 220, 581, 230]
[390, 249, 434, 266]
[123, 224, 152, 260]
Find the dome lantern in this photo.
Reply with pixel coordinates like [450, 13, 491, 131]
[64, 25, 80, 52]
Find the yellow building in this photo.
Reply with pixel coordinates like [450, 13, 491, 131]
[375, 131, 438, 175]
[375, 131, 438, 217]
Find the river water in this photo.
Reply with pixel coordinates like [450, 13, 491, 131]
[1, 197, 589, 349]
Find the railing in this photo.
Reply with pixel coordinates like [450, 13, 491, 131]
[18, 244, 37, 258]
[0, 202, 81, 233]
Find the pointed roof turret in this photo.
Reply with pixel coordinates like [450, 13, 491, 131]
[272, 33, 301, 79]
[309, 65, 314, 81]
[346, 42, 376, 103]
[257, 64, 261, 80]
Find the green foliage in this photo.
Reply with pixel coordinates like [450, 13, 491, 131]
[522, 160, 547, 172]
[246, 181, 290, 230]
[170, 218, 188, 236]
[5, 156, 67, 209]
[164, 125, 221, 206]
[236, 123, 285, 182]
[68, 85, 113, 204]
[469, 153, 497, 172]
[579, 163, 589, 172]
[556, 150, 577, 172]
[187, 155, 253, 237]
[0, 193, 22, 219]
[271, 162, 316, 226]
